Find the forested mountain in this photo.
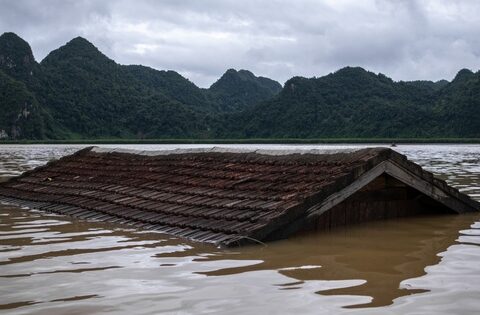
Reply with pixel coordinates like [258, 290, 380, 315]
[0, 33, 58, 139]
[38, 36, 209, 138]
[0, 70, 46, 139]
[207, 69, 282, 112]
[215, 67, 479, 138]
[124, 65, 215, 112]
[0, 32, 479, 140]
[433, 69, 480, 137]
[0, 32, 281, 139]
[0, 32, 38, 82]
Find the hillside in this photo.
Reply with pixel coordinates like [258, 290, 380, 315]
[38, 36, 212, 138]
[0, 32, 281, 139]
[433, 69, 480, 137]
[217, 67, 479, 138]
[0, 70, 45, 139]
[207, 69, 282, 112]
[0, 33, 59, 139]
[0, 32, 479, 140]
[0, 32, 38, 83]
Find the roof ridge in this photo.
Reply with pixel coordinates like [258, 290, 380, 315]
[89, 146, 390, 157]
[4, 146, 472, 247]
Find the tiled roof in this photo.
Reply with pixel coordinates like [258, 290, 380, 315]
[0, 147, 477, 246]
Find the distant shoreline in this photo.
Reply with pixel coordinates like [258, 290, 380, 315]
[1, 138, 480, 145]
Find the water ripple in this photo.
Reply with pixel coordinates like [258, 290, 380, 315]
[0, 144, 479, 314]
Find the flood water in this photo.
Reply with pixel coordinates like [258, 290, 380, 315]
[1, 144, 479, 314]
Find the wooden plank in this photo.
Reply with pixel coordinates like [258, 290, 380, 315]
[306, 161, 387, 218]
[384, 161, 476, 214]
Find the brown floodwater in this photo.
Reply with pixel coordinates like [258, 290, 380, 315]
[1, 144, 480, 314]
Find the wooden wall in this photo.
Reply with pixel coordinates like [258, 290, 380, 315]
[305, 174, 454, 233]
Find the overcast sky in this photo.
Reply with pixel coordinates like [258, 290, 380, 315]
[1, 0, 480, 87]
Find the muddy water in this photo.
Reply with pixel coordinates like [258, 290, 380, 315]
[1, 144, 480, 314]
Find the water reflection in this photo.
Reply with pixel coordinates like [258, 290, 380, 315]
[196, 214, 479, 308]
[0, 144, 479, 314]
[1, 205, 480, 314]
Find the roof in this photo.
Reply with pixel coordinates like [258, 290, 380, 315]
[0, 146, 478, 246]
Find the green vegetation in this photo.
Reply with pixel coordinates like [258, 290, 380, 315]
[0, 32, 479, 141]
[37, 36, 209, 138]
[0, 33, 281, 140]
[3, 138, 480, 145]
[0, 70, 50, 139]
[207, 69, 282, 112]
[215, 67, 480, 138]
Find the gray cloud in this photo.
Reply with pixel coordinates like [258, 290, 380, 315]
[1, 0, 480, 87]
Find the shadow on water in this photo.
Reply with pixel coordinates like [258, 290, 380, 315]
[192, 213, 480, 308]
[1, 144, 480, 313]
[0, 206, 193, 312]
[1, 200, 480, 312]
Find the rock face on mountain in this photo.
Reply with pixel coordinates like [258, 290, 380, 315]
[0, 32, 38, 82]
[0, 33, 56, 139]
[0, 70, 45, 139]
[0, 32, 479, 140]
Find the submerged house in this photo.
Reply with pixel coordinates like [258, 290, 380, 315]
[0, 146, 478, 247]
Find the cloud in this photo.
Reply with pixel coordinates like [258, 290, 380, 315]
[1, 0, 480, 87]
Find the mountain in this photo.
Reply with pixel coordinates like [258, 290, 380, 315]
[0, 33, 59, 139]
[0, 33, 283, 139]
[207, 69, 282, 112]
[217, 67, 479, 138]
[433, 69, 480, 137]
[0, 32, 479, 140]
[217, 67, 432, 138]
[124, 65, 215, 112]
[0, 32, 38, 83]
[38, 37, 211, 138]
[0, 69, 45, 139]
